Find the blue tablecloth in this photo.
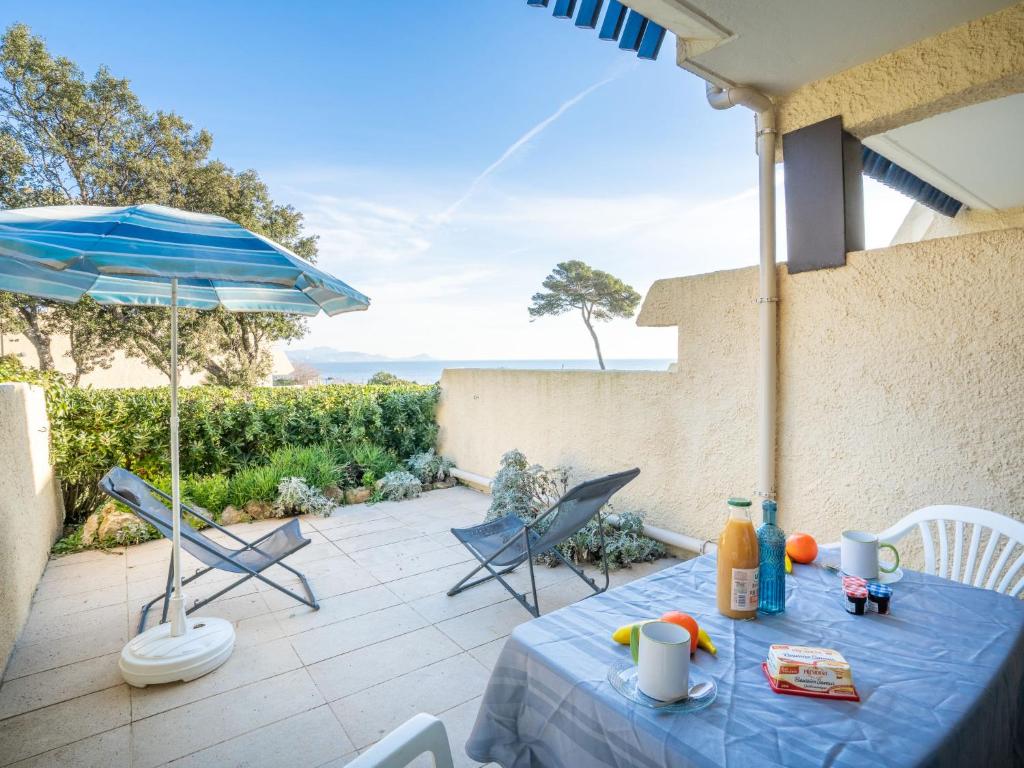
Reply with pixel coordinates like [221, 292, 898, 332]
[466, 556, 1024, 767]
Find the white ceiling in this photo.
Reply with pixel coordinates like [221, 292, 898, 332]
[863, 94, 1024, 211]
[626, 0, 1015, 94]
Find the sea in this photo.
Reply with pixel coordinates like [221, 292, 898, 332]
[307, 359, 674, 385]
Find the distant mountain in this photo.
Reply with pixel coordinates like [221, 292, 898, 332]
[287, 347, 434, 364]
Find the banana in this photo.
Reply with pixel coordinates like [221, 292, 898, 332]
[697, 628, 717, 655]
[611, 620, 653, 645]
[785, 553, 793, 574]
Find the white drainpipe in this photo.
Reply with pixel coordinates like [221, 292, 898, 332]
[706, 82, 778, 502]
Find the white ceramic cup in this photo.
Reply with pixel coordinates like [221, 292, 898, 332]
[630, 620, 690, 702]
[841, 530, 900, 579]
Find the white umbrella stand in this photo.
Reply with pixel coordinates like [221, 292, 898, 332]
[118, 279, 236, 687]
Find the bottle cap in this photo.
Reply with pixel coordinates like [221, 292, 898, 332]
[728, 497, 752, 507]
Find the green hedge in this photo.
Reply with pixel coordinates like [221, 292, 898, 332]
[0, 358, 439, 523]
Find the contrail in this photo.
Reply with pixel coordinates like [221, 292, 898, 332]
[436, 73, 620, 224]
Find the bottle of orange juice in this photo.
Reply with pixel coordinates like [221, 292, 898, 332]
[717, 497, 760, 619]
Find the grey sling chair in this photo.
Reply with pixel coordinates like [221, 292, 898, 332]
[99, 466, 319, 634]
[447, 468, 640, 618]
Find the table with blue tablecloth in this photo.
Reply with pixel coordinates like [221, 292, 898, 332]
[466, 556, 1024, 767]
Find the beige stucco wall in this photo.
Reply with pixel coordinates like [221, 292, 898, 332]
[893, 202, 1024, 245]
[438, 227, 1024, 552]
[0, 383, 64, 672]
[774, 3, 1024, 141]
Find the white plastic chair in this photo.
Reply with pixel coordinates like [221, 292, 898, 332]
[874, 505, 1024, 596]
[347, 713, 455, 768]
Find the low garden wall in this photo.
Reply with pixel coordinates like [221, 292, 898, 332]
[0, 383, 63, 672]
[439, 227, 1024, 551]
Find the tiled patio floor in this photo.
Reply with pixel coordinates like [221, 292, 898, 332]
[0, 486, 675, 767]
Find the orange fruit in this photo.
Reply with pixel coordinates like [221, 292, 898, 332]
[660, 611, 699, 655]
[786, 533, 819, 564]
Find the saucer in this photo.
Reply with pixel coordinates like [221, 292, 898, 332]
[607, 661, 717, 713]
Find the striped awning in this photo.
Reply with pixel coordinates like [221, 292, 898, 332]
[0, 204, 369, 316]
[527, 0, 667, 61]
[861, 148, 964, 218]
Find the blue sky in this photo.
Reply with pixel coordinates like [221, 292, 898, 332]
[7, 1, 910, 360]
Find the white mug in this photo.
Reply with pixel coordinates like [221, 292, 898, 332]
[841, 530, 900, 579]
[629, 620, 690, 702]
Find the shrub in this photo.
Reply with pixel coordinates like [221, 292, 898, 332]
[350, 442, 400, 485]
[484, 449, 665, 569]
[486, 449, 568, 524]
[225, 445, 341, 508]
[0, 371, 440, 523]
[183, 474, 230, 518]
[406, 449, 454, 484]
[376, 470, 422, 501]
[273, 476, 334, 517]
[367, 371, 411, 386]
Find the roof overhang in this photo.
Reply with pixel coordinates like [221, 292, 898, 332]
[623, 0, 1016, 95]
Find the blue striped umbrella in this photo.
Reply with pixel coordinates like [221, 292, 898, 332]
[0, 204, 369, 314]
[0, 204, 369, 654]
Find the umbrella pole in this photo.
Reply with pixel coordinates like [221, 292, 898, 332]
[168, 278, 187, 637]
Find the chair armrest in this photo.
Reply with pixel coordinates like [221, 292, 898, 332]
[346, 713, 454, 768]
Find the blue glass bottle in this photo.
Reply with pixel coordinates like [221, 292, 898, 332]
[757, 499, 787, 615]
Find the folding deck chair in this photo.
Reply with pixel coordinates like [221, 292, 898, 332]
[100, 467, 319, 634]
[447, 468, 640, 617]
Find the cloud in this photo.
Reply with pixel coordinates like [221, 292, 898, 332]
[435, 73, 622, 224]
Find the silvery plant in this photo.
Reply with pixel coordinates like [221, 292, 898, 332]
[273, 477, 334, 517]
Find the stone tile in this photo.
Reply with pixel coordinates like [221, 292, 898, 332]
[274, 584, 401, 637]
[130, 669, 324, 768]
[308, 626, 462, 702]
[287, 541, 346, 567]
[6, 725, 130, 768]
[260, 563, 379, 612]
[435, 599, 532, 651]
[406, 578, 511, 625]
[334, 526, 424, 554]
[0, 686, 130, 766]
[366, 546, 474, 583]
[128, 590, 270, 636]
[128, 570, 257, 605]
[345, 536, 450, 568]
[45, 547, 126, 568]
[25, 583, 126, 622]
[534, 575, 600, 613]
[17, 601, 127, 648]
[329, 654, 490, 750]
[0, 652, 122, 720]
[467, 637, 508, 672]
[320, 517, 406, 542]
[232, 611, 286, 648]
[311, 506, 393, 530]
[318, 752, 358, 768]
[385, 561, 481, 603]
[130, 637, 303, 720]
[36, 555, 125, 589]
[163, 705, 353, 768]
[35, 566, 127, 603]
[436, 696, 487, 768]
[289, 604, 428, 666]
[124, 539, 171, 567]
[5, 620, 128, 680]
[407, 513, 484, 535]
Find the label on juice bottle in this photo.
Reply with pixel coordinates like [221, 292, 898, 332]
[731, 568, 759, 611]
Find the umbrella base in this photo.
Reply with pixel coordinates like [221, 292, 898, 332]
[119, 616, 235, 688]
